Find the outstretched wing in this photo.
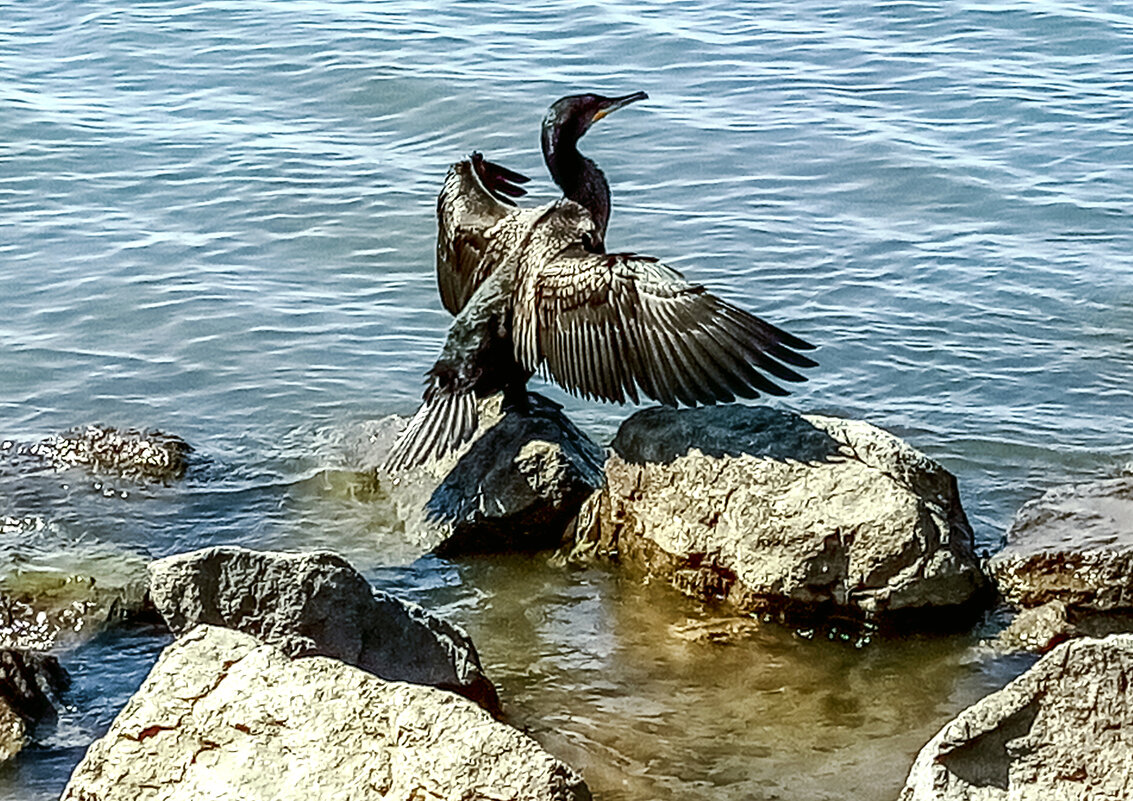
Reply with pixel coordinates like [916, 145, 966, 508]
[436, 153, 529, 316]
[513, 244, 817, 407]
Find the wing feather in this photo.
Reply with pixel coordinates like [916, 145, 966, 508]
[436, 155, 530, 316]
[515, 247, 816, 407]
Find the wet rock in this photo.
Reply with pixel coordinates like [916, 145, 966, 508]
[667, 616, 762, 644]
[0, 649, 70, 762]
[993, 601, 1076, 653]
[989, 476, 1133, 612]
[900, 634, 1133, 800]
[61, 625, 591, 801]
[993, 602, 1133, 655]
[568, 406, 987, 621]
[0, 519, 150, 650]
[1, 424, 191, 482]
[0, 699, 22, 763]
[147, 547, 500, 713]
[381, 393, 605, 555]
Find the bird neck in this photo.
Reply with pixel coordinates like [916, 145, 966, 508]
[543, 131, 611, 245]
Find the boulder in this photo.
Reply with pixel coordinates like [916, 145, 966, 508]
[989, 476, 1133, 611]
[1, 425, 192, 482]
[380, 393, 606, 555]
[147, 547, 500, 713]
[0, 649, 70, 762]
[900, 634, 1133, 800]
[568, 406, 987, 621]
[61, 626, 590, 801]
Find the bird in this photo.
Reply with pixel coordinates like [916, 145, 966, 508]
[384, 92, 817, 471]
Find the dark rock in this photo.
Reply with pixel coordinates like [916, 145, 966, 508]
[566, 406, 987, 622]
[901, 634, 1133, 799]
[0, 649, 70, 762]
[382, 393, 605, 555]
[2, 424, 191, 482]
[0, 649, 69, 724]
[147, 547, 500, 714]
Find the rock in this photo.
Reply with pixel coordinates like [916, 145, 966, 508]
[147, 547, 500, 714]
[0, 700, 23, 763]
[2, 424, 192, 482]
[994, 601, 1076, 653]
[0, 518, 150, 650]
[61, 625, 590, 801]
[569, 406, 987, 621]
[993, 602, 1133, 655]
[381, 393, 606, 555]
[900, 633, 1133, 800]
[667, 616, 762, 644]
[0, 649, 70, 762]
[989, 476, 1133, 612]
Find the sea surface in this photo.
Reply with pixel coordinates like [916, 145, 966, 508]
[2, 1, 1131, 799]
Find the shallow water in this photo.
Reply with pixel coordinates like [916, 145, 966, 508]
[1, 1, 1131, 798]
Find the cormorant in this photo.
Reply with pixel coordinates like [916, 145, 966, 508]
[385, 92, 817, 471]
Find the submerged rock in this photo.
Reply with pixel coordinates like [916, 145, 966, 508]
[147, 547, 500, 714]
[2, 424, 192, 482]
[0, 518, 150, 650]
[0, 649, 70, 762]
[381, 393, 605, 555]
[989, 476, 1133, 612]
[900, 634, 1133, 800]
[61, 626, 590, 801]
[568, 406, 987, 622]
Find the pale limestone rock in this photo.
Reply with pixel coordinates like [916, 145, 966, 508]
[900, 634, 1133, 800]
[147, 547, 499, 713]
[571, 406, 986, 619]
[61, 626, 590, 801]
[989, 476, 1133, 611]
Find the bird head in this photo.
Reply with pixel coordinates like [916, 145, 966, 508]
[541, 91, 648, 160]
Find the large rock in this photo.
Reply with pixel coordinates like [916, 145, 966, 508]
[900, 634, 1133, 800]
[380, 393, 606, 555]
[989, 476, 1133, 611]
[569, 406, 987, 620]
[61, 625, 590, 801]
[147, 547, 500, 713]
[1, 425, 192, 482]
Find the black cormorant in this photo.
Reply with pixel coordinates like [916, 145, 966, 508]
[385, 92, 816, 471]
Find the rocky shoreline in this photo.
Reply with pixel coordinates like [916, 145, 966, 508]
[2, 416, 1131, 798]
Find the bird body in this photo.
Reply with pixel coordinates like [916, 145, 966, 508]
[384, 93, 817, 471]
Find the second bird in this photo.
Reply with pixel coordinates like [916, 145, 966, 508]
[385, 91, 817, 471]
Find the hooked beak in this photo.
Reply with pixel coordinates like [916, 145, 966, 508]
[592, 91, 648, 123]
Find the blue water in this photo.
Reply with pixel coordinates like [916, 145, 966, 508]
[2, 1, 1131, 798]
